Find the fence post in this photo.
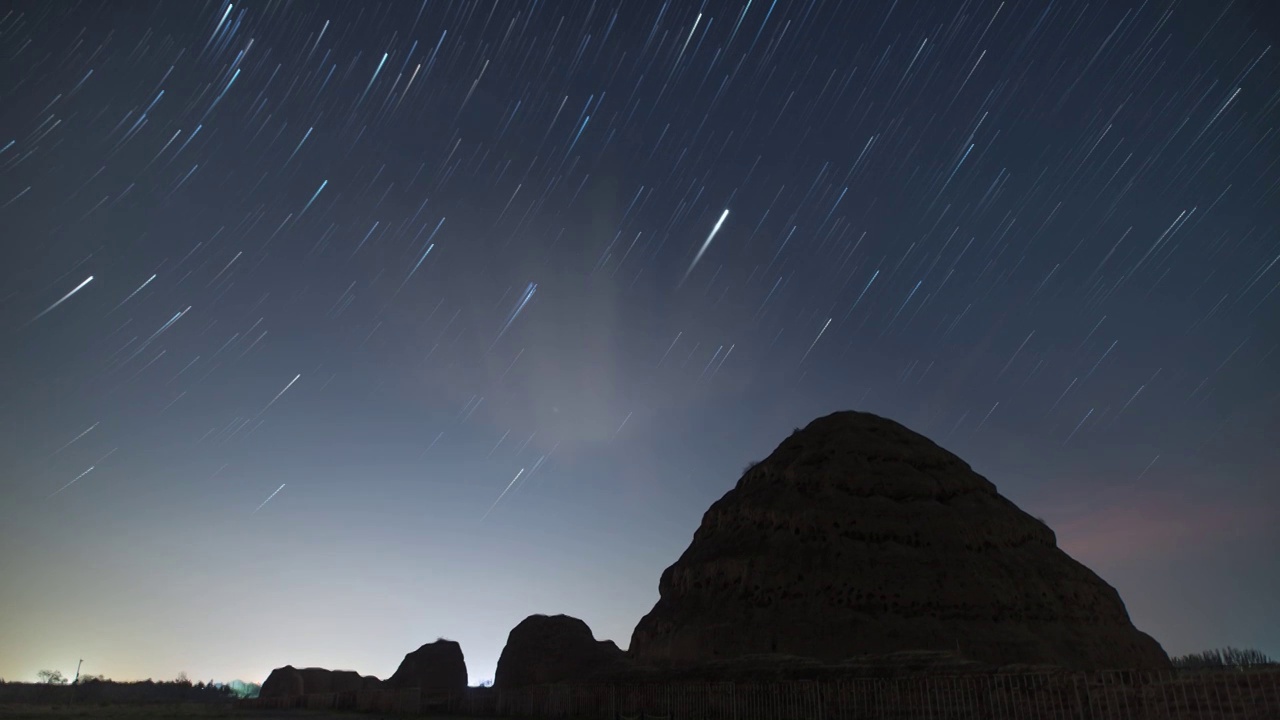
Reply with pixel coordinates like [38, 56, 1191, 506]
[1177, 670, 1194, 720]
[1155, 669, 1174, 720]
[1226, 670, 1242, 719]
[970, 675, 980, 720]
[923, 675, 932, 720]
[1097, 670, 1110, 720]
[1256, 669, 1273, 717]
[1211, 671, 1228, 720]
[1187, 671, 1208, 717]
[1118, 669, 1132, 720]
[1269, 669, 1280, 717]
[1119, 670, 1133, 720]
[1104, 671, 1118, 720]
[1026, 672, 1038, 720]
[1007, 674, 1019, 720]
[941, 675, 950, 720]
[1123, 669, 1135, 720]
[1239, 670, 1257, 720]
[920, 676, 928, 720]
[1162, 666, 1177, 717]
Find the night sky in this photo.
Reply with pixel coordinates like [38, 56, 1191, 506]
[2, 0, 1278, 686]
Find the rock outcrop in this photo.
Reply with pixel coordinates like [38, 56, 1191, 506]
[259, 666, 380, 698]
[629, 410, 1170, 671]
[260, 666, 303, 698]
[385, 638, 468, 690]
[494, 614, 631, 688]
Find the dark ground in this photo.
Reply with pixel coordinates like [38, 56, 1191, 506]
[0, 706, 497, 720]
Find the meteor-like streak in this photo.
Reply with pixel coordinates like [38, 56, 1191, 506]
[612, 411, 633, 441]
[512, 449, 553, 497]
[29, 275, 93, 324]
[296, 179, 327, 221]
[481, 468, 524, 521]
[252, 483, 286, 514]
[109, 274, 156, 314]
[420, 431, 445, 458]
[799, 317, 833, 366]
[680, 209, 729, 287]
[254, 374, 301, 421]
[49, 421, 100, 458]
[48, 466, 95, 499]
[145, 306, 191, 344]
[490, 282, 537, 350]
[841, 270, 880, 323]
[657, 331, 683, 368]
[397, 238, 437, 293]
[119, 306, 192, 367]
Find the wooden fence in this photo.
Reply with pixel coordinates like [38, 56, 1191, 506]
[240, 668, 1280, 719]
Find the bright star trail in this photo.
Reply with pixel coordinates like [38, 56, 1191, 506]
[28, 275, 93, 325]
[252, 483, 286, 514]
[680, 208, 731, 287]
[1, 0, 1277, 687]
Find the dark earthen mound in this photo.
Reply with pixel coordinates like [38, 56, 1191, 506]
[629, 410, 1170, 670]
[260, 666, 379, 697]
[494, 614, 631, 688]
[386, 638, 468, 690]
[260, 666, 303, 698]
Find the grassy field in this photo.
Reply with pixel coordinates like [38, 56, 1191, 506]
[0, 705, 502, 720]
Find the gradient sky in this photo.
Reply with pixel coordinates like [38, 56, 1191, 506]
[2, 0, 1278, 687]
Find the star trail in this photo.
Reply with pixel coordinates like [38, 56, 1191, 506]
[2, 0, 1278, 685]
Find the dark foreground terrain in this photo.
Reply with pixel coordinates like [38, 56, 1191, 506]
[0, 706, 494, 720]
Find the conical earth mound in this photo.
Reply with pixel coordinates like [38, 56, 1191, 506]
[629, 411, 1169, 670]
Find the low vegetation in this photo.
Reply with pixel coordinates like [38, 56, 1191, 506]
[0, 673, 248, 708]
[1172, 646, 1277, 669]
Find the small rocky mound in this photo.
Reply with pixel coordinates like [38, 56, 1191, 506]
[629, 410, 1170, 671]
[260, 666, 379, 697]
[386, 638, 468, 690]
[494, 614, 631, 688]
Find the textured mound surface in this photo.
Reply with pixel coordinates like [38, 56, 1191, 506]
[386, 638, 468, 690]
[494, 614, 631, 688]
[629, 411, 1170, 670]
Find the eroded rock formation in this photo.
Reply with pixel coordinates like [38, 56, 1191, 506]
[494, 614, 631, 688]
[385, 638, 468, 690]
[259, 666, 380, 697]
[629, 410, 1170, 670]
[259, 666, 302, 698]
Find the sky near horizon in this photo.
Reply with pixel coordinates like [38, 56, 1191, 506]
[2, 0, 1278, 686]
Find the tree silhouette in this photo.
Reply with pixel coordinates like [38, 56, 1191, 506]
[36, 670, 68, 684]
